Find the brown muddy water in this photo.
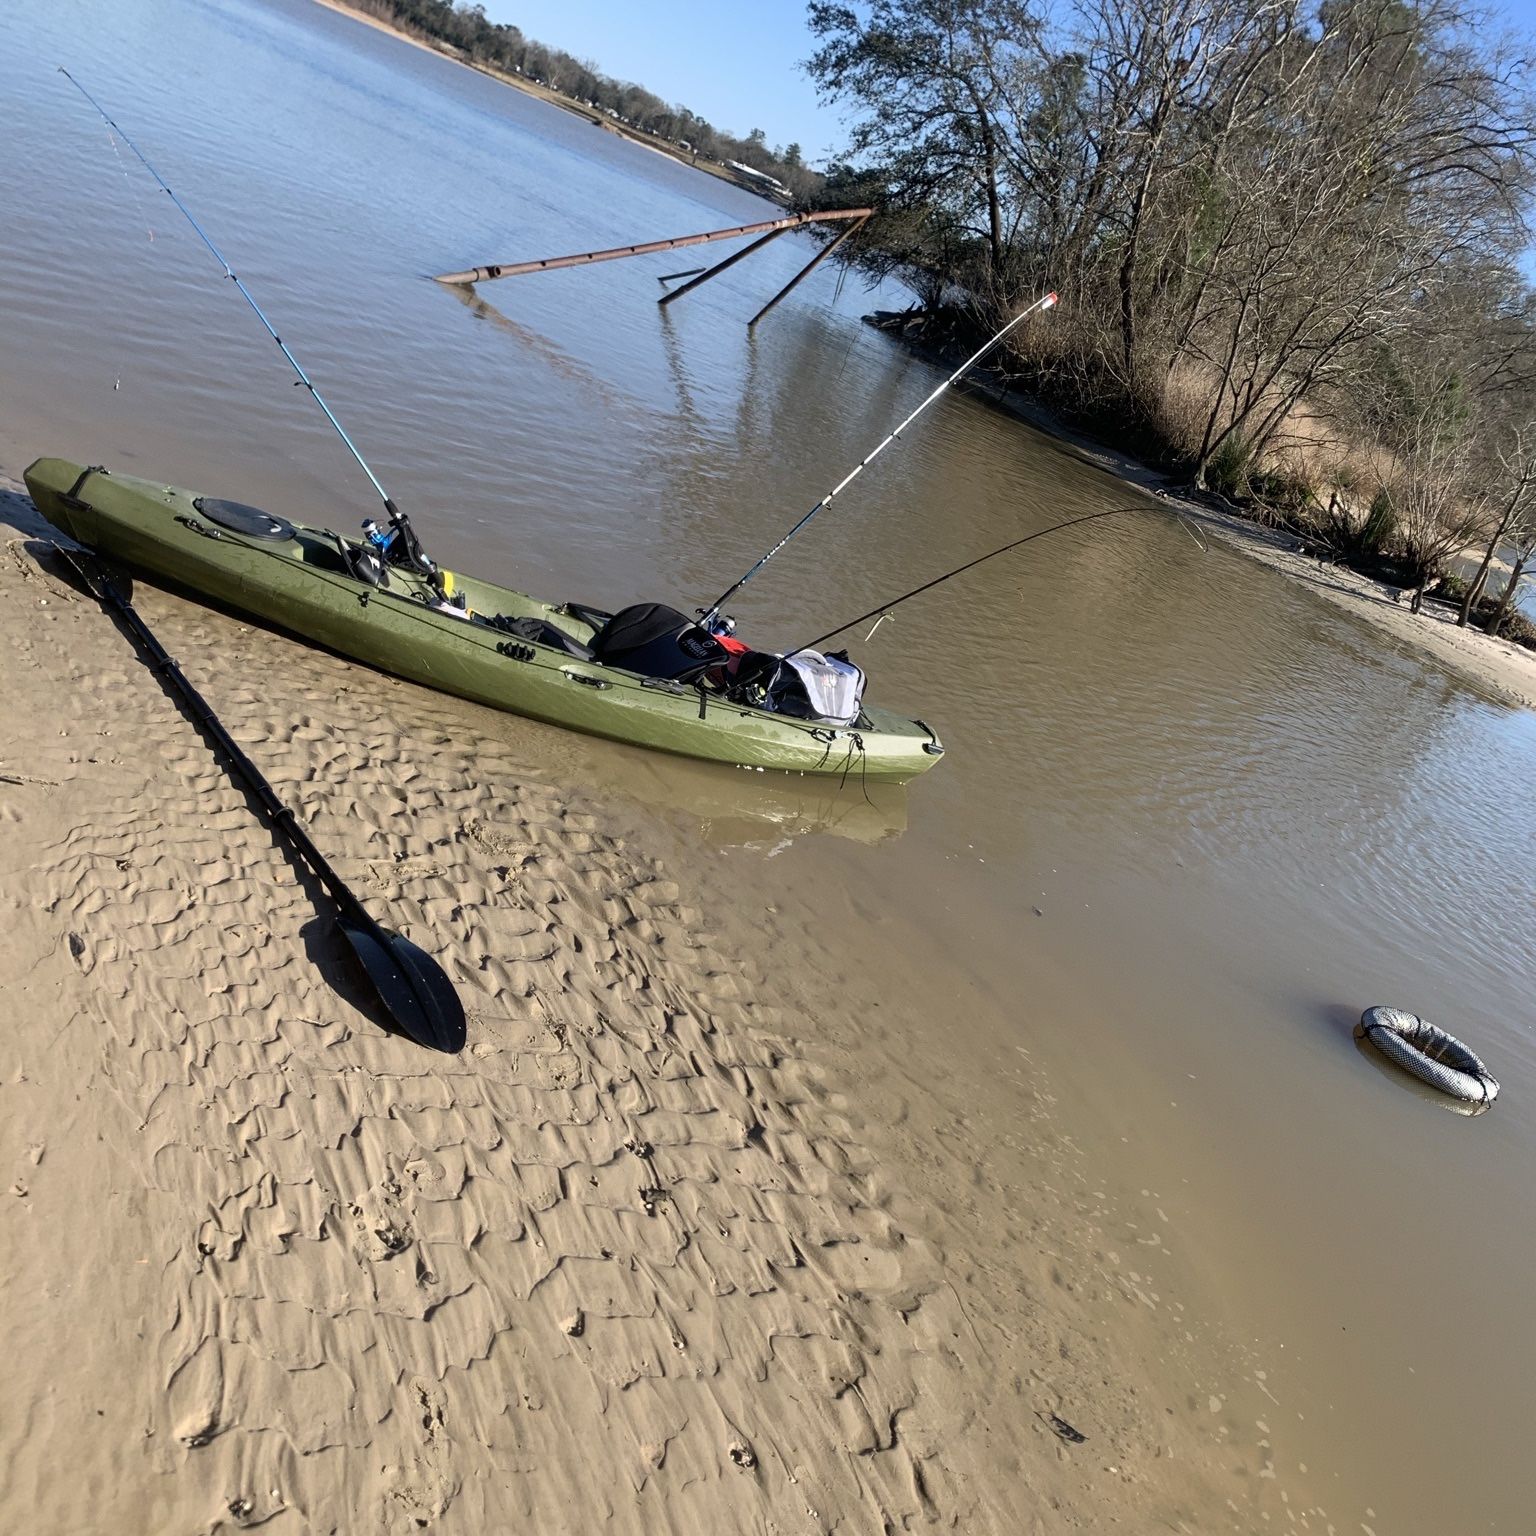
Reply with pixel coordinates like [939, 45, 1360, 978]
[4, 0, 1535, 1529]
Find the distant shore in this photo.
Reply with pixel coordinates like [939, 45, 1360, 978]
[311, 0, 765, 196]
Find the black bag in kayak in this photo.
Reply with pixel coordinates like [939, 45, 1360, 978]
[589, 603, 728, 679]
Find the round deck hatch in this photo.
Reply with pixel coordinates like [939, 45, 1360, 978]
[193, 496, 296, 541]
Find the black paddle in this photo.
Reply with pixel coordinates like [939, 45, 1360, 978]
[55, 544, 466, 1054]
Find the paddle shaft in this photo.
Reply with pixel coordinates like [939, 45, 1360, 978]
[58, 548, 361, 918]
[701, 291, 1058, 626]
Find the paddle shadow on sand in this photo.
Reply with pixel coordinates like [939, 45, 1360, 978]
[1, 482, 55, 540]
[34, 535, 460, 1051]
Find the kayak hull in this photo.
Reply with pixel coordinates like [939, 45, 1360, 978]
[24, 458, 945, 781]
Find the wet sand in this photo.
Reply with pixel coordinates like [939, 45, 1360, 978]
[1, 464, 1271, 1531]
[1184, 505, 1536, 711]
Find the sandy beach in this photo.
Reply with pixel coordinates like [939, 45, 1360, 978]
[6, 2, 1535, 1525]
[2, 461, 1284, 1531]
[3, 354, 1528, 1527]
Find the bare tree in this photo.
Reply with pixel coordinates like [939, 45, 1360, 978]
[1177, 1, 1536, 486]
[1359, 360, 1493, 610]
[807, 0, 1536, 507]
[1067, 0, 1298, 395]
[1481, 453, 1536, 634]
[1460, 427, 1536, 623]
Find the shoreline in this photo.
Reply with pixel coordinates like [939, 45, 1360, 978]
[1089, 453, 1536, 715]
[310, 0, 769, 198]
[1170, 496, 1536, 712]
[922, 340, 1536, 714]
[2, 459, 1275, 1530]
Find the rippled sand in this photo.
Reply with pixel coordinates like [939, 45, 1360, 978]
[2, 472, 1275, 1532]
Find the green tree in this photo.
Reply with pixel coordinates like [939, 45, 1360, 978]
[807, 0, 1044, 281]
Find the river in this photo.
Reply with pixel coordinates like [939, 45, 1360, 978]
[2, 1, 1534, 1530]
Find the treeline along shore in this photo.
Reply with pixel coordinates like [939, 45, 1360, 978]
[327, 0, 1535, 657]
[801, 0, 1536, 642]
[322, 0, 821, 199]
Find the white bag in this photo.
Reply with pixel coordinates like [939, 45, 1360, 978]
[783, 648, 865, 726]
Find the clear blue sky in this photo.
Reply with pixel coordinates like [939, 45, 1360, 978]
[483, 0, 1536, 182]
[479, 0, 848, 164]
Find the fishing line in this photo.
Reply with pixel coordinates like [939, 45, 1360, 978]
[1176, 514, 1209, 551]
[831, 327, 859, 392]
[104, 125, 156, 246]
[701, 290, 1059, 626]
[101, 122, 158, 395]
[58, 67, 423, 550]
[799, 502, 1196, 652]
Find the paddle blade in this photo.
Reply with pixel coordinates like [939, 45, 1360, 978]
[339, 914, 466, 1053]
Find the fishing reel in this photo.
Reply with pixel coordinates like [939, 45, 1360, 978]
[338, 528, 390, 588]
[362, 509, 439, 582]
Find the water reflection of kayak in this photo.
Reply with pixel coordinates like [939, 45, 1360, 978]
[608, 754, 910, 851]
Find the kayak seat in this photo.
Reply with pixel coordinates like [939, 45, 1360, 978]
[331, 532, 390, 588]
[296, 536, 352, 573]
[588, 602, 728, 680]
[485, 613, 593, 660]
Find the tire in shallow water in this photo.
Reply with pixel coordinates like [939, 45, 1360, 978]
[1360, 1006, 1500, 1105]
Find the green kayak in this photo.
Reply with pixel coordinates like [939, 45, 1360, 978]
[25, 458, 945, 781]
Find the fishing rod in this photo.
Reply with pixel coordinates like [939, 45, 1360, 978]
[700, 290, 1058, 629]
[58, 67, 436, 578]
[799, 504, 1180, 652]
